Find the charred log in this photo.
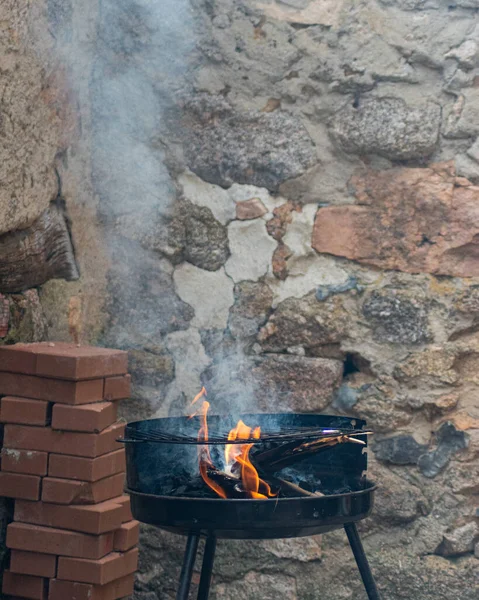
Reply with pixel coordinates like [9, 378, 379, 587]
[0, 203, 79, 293]
[251, 434, 367, 473]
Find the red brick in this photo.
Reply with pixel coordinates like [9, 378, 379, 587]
[4, 423, 125, 458]
[112, 495, 133, 523]
[7, 522, 114, 559]
[52, 402, 117, 433]
[0, 342, 128, 380]
[2, 570, 47, 600]
[42, 473, 125, 505]
[113, 521, 139, 552]
[0, 471, 41, 500]
[0, 344, 37, 375]
[1, 449, 48, 476]
[36, 344, 128, 380]
[0, 372, 104, 404]
[48, 448, 125, 482]
[49, 449, 125, 482]
[15, 500, 123, 535]
[10, 550, 57, 578]
[104, 375, 131, 401]
[49, 574, 134, 600]
[0, 397, 50, 426]
[57, 548, 138, 585]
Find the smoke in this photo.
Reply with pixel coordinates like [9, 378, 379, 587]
[91, 0, 195, 222]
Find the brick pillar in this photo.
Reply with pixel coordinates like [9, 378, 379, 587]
[0, 343, 138, 600]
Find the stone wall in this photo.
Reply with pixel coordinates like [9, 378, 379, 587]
[1, 1, 479, 598]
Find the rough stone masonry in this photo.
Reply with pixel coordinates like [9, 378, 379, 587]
[1, 1, 479, 599]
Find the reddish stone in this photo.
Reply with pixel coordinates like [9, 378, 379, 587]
[7, 522, 114, 559]
[104, 375, 131, 401]
[49, 574, 134, 600]
[2, 570, 47, 600]
[0, 342, 128, 380]
[52, 402, 117, 433]
[236, 198, 268, 220]
[15, 499, 124, 535]
[1, 448, 48, 476]
[57, 548, 138, 585]
[312, 162, 479, 277]
[0, 471, 41, 500]
[10, 550, 57, 578]
[266, 201, 301, 241]
[48, 449, 125, 482]
[0, 397, 50, 426]
[0, 372, 104, 404]
[272, 243, 292, 280]
[4, 422, 125, 458]
[42, 473, 125, 505]
[113, 521, 140, 551]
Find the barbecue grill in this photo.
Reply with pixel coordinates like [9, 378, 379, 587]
[122, 413, 381, 600]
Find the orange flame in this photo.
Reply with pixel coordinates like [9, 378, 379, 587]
[197, 400, 227, 499]
[194, 391, 276, 500]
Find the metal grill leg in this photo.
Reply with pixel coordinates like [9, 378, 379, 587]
[197, 536, 217, 600]
[176, 533, 200, 600]
[344, 523, 381, 600]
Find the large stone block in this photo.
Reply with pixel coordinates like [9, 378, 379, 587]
[312, 162, 479, 277]
[183, 95, 317, 191]
[330, 97, 440, 161]
[250, 354, 343, 412]
[258, 293, 346, 352]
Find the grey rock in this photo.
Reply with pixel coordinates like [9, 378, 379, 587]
[456, 285, 479, 313]
[373, 435, 428, 465]
[181, 200, 230, 271]
[250, 354, 343, 413]
[258, 293, 346, 353]
[369, 459, 429, 525]
[228, 281, 273, 340]
[332, 384, 359, 411]
[183, 95, 317, 191]
[331, 97, 441, 161]
[362, 291, 431, 345]
[418, 422, 469, 478]
[436, 522, 479, 557]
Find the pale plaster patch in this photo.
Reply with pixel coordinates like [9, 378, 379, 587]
[282, 204, 317, 258]
[267, 255, 349, 306]
[225, 220, 277, 283]
[173, 263, 234, 329]
[179, 171, 286, 224]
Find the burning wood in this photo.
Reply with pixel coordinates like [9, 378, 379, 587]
[189, 388, 371, 500]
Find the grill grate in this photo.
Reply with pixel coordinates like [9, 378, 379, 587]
[122, 425, 372, 445]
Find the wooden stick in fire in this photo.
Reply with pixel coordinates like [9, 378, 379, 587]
[251, 432, 372, 473]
